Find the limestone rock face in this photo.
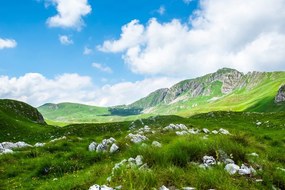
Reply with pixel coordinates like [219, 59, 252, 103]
[275, 85, 285, 103]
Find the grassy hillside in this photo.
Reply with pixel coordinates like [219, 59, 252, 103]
[0, 99, 56, 143]
[37, 70, 285, 124]
[38, 103, 110, 123]
[0, 112, 284, 189]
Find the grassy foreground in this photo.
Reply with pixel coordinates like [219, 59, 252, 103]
[0, 112, 285, 190]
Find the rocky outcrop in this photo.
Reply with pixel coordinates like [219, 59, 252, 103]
[275, 85, 285, 103]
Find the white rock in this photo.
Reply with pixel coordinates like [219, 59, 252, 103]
[127, 133, 148, 143]
[50, 136, 66, 142]
[188, 128, 199, 134]
[89, 184, 113, 190]
[176, 131, 188, 136]
[88, 142, 97, 151]
[224, 158, 235, 164]
[34, 142, 45, 147]
[248, 152, 259, 157]
[238, 164, 252, 175]
[225, 164, 240, 175]
[152, 141, 162, 148]
[203, 128, 210, 134]
[256, 122, 262, 126]
[96, 143, 107, 152]
[182, 187, 196, 190]
[135, 155, 143, 166]
[0, 149, 13, 154]
[212, 130, 218, 134]
[110, 143, 119, 153]
[203, 156, 216, 167]
[159, 185, 169, 190]
[219, 128, 230, 135]
[1, 142, 17, 149]
[15, 141, 32, 148]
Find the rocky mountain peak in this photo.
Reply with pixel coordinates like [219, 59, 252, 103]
[275, 85, 285, 103]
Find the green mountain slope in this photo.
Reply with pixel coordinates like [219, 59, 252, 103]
[0, 99, 55, 142]
[38, 68, 285, 123]
[130, 68, 285, 115]
[38, 103, 110, 123]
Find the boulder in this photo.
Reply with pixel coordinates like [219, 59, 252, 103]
[225, 163, 240, 175]
[152, 141, 162, 148]
[89, 184, 113, 190]
[88, 142, 97, 151]
[159, 186, 169, 190]
[275, 85, 285, 103]
[127, 133, 148, 143]
[219, 128, 230, 135]
[202, 128, 210, 134]
[110, 143, 119, 153]
[34, 143, 45, 147]
[135, 155, 143, 166]
[96, 143, 107, 152]
[238, 164, 256, 175]
[203, 156, 216, 167]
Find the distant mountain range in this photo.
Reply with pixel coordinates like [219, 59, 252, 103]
[38, 68, 285, 123]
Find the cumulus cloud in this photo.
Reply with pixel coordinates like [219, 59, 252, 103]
[93, 77, 181, 106]
[59, 35, 73, 45]
[0, 38, 17, 49]
[92, 63, 113, 73]
[0, 73, 179, 107]
[46, 0, 91, 30]
[99, 0, 285, 77]
[0, 73, 95, 106]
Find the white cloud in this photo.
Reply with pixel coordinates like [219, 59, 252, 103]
[0, 73, 95, 106]
[183, 0, 193, 5]
[46, 0, 91, 30]
[0, 38, 17, 49]
[99, 0, 285, 78]
[92, 63, 113, 73]
[157, 6, 166, 15]
[83, 46, 92, 55]
[93, 77, 181, 106]
[59, 35, 73, 45]
[98, 19, 145, 53]
[0, 73, 180, 107]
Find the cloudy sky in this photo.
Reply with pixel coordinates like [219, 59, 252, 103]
[1, 0, 285, 107]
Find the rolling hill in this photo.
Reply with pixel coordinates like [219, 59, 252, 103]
[38, 68, 285, 123]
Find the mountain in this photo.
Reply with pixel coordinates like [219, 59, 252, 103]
[38, 102, 110, 123]
[38, 68, 285, 123]
[129, 68, 285, 114]
[0, 99, 54, 142]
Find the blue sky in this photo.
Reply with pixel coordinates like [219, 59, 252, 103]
[0, 0, 285, 106]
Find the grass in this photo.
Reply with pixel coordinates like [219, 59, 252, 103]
[1, 110, 285, 189]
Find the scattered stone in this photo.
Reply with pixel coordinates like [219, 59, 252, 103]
[34, 142, 45, 147]
[238, 164, 256, 175]
[256, 179, 263, 182]
[225, 164, 240, 175]
[88, 142, 97, 151]
[152, 141, 162, 147]
[248, 152, 259, 157]
[50, 136, 66, 142]
[96, 143, 107, 153]
[0, 141, 32, 154]
[224, 158, 235, 164]
[188, 128, 199, 134]
[135, 155, 143, 166]
[89, 184, 113, 190]
[202, 128, 210, 134]
[159, 185, 169, 190]
[110, 143, 119, 153]
[163, 124, 188, 131]
[176, 131, 189, 136]
[256, 122, 262, 126]
[182, 187, 195, 190]
[126, 133, 148, 143]
[219, 128, 230, 135]
[212, 130, 218, 134]
[203, 156, 216, 167]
